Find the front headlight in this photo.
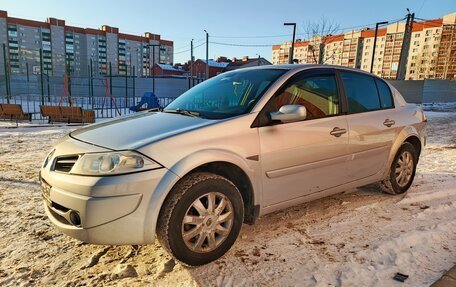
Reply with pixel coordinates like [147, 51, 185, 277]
[70, 151, 162, 176]
[42, 149, 55, 168]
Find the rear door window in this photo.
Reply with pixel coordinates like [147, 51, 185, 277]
[375, 79, 394, 109]
[340, 72, 380, 114]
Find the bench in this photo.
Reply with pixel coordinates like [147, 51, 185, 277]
[0, 104, 32, 121]
[40, 105, 95, 124]
[40, 105, 68, 123]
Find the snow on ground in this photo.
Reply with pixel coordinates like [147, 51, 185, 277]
[0, 106, 455, 287]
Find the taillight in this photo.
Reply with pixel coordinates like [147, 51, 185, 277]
[421, 111, 427, 123]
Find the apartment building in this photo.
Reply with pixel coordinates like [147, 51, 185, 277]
[359, 29, 386, 76]
[322, 35, 344, 66]
[272, 12, 456, 80]
[0, 10, 173, 77]
[436, 13, 456, 79]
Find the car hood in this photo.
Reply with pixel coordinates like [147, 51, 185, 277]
[70, 111, 216, 150]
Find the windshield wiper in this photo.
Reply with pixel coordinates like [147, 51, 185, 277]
[163, 108, 201, 118]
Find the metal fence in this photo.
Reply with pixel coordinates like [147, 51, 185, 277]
[0, 73, 204, 121]
[388, 79, 456, 104]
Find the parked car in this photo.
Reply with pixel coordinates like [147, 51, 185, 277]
[40, 65, 426, 266]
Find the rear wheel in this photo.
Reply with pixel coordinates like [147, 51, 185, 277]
[157, 172, 244, 266]
[379, 142, 418, 195]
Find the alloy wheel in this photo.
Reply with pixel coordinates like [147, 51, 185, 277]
[181, 192, 234, 253]
[395, 150, 414, 187]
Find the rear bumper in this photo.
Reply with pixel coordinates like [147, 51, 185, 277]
[40, 168, 169, 245]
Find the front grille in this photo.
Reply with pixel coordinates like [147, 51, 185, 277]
[53, 155, 79, 173]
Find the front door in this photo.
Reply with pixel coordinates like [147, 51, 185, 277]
[257, 70, 351, 207]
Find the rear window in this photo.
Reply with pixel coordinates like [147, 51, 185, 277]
[376, 79, 394, 109]
[341, 72, 380, 114]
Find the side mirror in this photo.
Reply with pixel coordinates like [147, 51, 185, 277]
[270, 105, 307, 123]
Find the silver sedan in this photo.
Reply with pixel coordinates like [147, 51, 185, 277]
[40, 65, 426, 266]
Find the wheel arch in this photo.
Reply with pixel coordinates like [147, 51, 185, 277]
[189, 161, 257, 224]
[144, 150, 259, 243]
[382, 126, 422, 179]
[403, 135, 422, 159]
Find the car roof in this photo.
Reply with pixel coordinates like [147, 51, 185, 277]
[243, 64, 382, 78]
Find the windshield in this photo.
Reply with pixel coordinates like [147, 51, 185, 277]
[164, 69, 286, 119]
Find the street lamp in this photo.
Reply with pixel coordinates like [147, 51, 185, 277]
[370, 21, 388, 73]
[284, 23, 296, 64]
[204, 30, 209, 80]
[147, 43, 160, 94]
[255, 53, 261, 66]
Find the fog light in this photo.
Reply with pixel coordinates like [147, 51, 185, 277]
[69, 211, 81, 226]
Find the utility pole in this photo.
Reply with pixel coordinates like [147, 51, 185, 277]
[39, 48, 45, 105]
[204, 30, 209, 80]
[67, 61, 72, 105]
[46, 70, 50, 102]
[370, 21, 389, 73]
[190, 39, 194, 80]
[26, 62, 29, 82]
[109, 62, 113, 117]
[26, 62, 30, 100]
[148, 43, 160, 94]
[3, 43, 10, 103]
[397, 10, 414, 80]
[90, 59, 94, 109]
[87, 64, 91, 108]
[284, 23, 296, 64]
[132, 65, 136, 101]
[256, 54, 261, 66]
[125, 61, 128, 110]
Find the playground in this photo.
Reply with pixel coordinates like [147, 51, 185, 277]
[0, 73, 195, 125]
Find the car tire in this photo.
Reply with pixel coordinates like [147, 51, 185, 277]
[156, 172, 244, 266]
[378, 142, 418, 195]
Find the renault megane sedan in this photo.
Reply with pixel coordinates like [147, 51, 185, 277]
[40, 65, 426, 266]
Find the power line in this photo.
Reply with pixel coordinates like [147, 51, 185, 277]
[414, 17, 456, 25]
[208, 18, 407, 48]
[211, 34, 291, 39]
[209, 41, 278, 47]
[417, 0, 427, 15]
[173, 38, 205, 52]
[210, 17, 407, 40]
[174, 42, 205, 54]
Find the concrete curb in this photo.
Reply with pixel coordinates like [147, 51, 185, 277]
[431, 265, 456, 287]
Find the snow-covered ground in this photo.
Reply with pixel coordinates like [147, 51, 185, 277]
[0, 106, 455, 287]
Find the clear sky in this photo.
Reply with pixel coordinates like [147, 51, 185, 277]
[1, 0, 455, 64]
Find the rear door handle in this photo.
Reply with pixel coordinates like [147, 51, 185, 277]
[383, 119, 395, 127]
[330, 127, 347, 137]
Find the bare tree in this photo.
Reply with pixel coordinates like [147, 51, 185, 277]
[303, 17, 340, 64]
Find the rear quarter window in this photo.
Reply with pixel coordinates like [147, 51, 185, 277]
[341, 72, 380, 114]
[376, 79, 394, 109]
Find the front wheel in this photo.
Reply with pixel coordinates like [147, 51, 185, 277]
[156, 172, 244, 266]
[378, 142, 418, 195]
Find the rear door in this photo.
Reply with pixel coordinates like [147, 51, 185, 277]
[257, 69, 351, 207]
[340, 71, 398, 181]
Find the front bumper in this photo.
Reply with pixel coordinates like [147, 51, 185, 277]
[39, 136, 176, 245]
[40, 168, 168, 245]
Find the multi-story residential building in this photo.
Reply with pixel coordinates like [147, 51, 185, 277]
[406, 19, 443, 80]
[322, 35, 344, 66]
[0, 10, 173, 77]
[341, 30, 363, 69]
[436, 13, 456, 80]
[272, 12, 456, 80]
[360, 28, 387, 76]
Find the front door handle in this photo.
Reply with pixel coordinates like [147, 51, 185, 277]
[383, 119, 395, 127]
[330, 127, 347, 137]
